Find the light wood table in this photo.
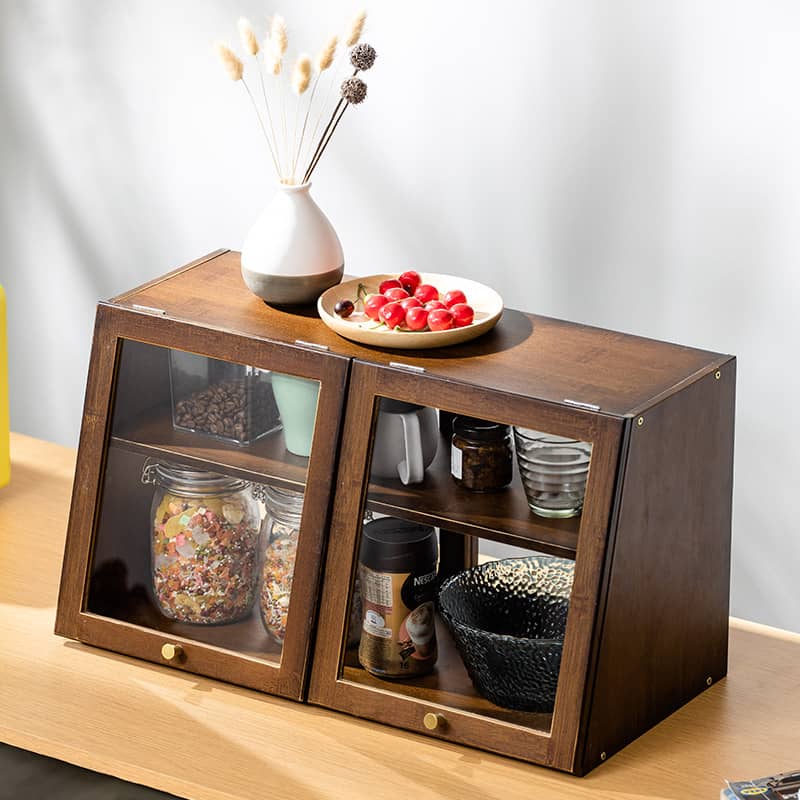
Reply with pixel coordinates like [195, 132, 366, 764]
[1, 433, 798, 799]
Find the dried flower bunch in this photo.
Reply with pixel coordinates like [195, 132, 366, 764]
[215, 9, 377, 185]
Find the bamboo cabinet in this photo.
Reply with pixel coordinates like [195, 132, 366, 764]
[56, 250, 735, 775]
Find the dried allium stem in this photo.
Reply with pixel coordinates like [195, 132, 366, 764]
[344, 10, 367, 47]
[305, 102, 348, 182]
[295, 35, 337, 182]
[215, 42, 244, 81]
[304, 76, 367, 181]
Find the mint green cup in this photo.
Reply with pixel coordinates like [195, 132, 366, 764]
[270, 373, 320, 457]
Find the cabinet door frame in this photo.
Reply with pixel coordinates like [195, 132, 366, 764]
[308, 360, 624, 771]
[55, 303, 350, 700]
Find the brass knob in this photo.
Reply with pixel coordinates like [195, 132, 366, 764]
[423, 712, 445, 731]
[161, 643, 183, 661]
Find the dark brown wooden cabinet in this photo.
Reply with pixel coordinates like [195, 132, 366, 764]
[56, 250, 735, 775]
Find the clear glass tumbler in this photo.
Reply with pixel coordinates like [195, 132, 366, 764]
[513, 429, 592, 519]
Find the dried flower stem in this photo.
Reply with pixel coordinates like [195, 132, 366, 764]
[304, 13, 365, 176]
[304, 67, 357, 181]
[242, 79, 281, 177]
[294, 35, 338, 180]
[304, 67, 338, 178]
[304, 102, 348, 182]
[257, 61, 281, 176]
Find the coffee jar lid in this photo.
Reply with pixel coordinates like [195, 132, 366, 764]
[360, 517, 437, 573]
[452, 416, 510, 442]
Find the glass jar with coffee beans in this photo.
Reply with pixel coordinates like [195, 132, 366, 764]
[169, 350, 281, 446]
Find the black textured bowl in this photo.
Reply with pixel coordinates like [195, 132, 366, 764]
[437, 556, 574, 712]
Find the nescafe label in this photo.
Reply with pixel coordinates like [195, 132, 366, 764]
[358, 564, 438, 678]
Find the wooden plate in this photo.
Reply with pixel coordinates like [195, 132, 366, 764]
[317, 274, 504, 350]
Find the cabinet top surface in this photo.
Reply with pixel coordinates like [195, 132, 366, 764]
[112, 251, 731, 417]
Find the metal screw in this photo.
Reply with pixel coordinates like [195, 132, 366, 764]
[706, 676, 713, 686]
[637, 417, 644, 427]
[715, 370, 721, 380]
[600, 751, 607, 761]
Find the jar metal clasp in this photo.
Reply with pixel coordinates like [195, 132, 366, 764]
[141, 459, 158, 485]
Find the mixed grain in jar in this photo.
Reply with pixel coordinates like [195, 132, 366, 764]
[143, 461, 261, 624]
[258, 485, 303, 645]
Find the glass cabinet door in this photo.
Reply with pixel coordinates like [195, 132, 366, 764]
[58, 308, 348, 699]
[310, 361, 623, 769]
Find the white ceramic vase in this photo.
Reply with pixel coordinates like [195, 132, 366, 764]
[241, 182, 344, 305]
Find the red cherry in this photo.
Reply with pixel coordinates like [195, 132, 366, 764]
[364, 293, 389, 320]
[384, 287, 410, 302]
[379, 301, 406, 330]
[427, 308, 455, 331]
[399, 297, 422, 312]
[424, 300, 446, 311]
[405, 306, 429, 331]
[450, 303, 474, 327]
[414, 284, 439, 304]
[399, 270, 421, 294]
[443, 289, 467, 309]
[379, 278, 402, 294]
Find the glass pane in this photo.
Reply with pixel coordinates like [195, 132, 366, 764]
[341, 401, 591, 734]
[87, 340, 320, 666]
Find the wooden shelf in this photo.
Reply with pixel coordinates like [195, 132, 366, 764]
[112, 409, 310, 489]
[342, 616, 553, 733]
[366, 435, 579, 559]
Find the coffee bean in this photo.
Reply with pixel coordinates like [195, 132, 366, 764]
[173, 377, 281, 444]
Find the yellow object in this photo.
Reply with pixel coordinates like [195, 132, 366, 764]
[0, 285, 8, 487]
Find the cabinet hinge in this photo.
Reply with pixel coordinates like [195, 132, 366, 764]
[294, 340, 330, 351]
[563, 398, 601, 412]
[131, 304, 166, 316]
[389, 362, 426, 374]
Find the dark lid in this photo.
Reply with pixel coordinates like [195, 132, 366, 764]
[359, 517, 437, 573]
[452, 416, 510, 442]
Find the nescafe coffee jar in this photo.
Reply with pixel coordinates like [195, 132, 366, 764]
[358, 517, 438, 679]
[451, 416, 513, 492]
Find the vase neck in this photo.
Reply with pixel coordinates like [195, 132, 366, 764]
[276, 181, 312, 196]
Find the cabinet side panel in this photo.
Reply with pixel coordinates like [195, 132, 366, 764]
[579, 360, 735, 772]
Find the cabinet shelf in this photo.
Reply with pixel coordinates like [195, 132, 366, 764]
[342, 617, 553, 734]
[366, 435, 579, 559]
[89, 588, 282, 664]
[112, 409, 310, 490]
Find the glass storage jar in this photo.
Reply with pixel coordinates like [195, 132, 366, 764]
[169, 350, 281, 446]
[143, 461, 261, 624]
[451, 416, 514, 492]
[259, 485, 303, 644]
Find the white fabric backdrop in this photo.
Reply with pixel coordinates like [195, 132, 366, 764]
[1, 0, 798, 632]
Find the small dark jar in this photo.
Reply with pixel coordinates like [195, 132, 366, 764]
[450, 416, 513, 492]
